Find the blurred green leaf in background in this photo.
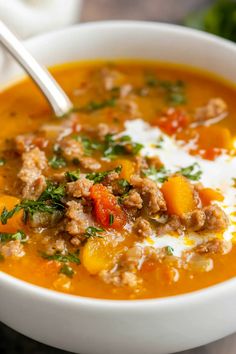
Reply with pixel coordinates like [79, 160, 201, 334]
[184, 0, 236, 42]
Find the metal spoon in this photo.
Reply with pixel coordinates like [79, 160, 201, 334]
[0, 21, 73, 117]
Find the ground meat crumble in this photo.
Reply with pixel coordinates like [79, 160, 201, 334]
[18, 147, 47, 199]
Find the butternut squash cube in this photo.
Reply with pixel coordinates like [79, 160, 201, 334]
[82, 238, 114, 275]
[114, 159, 135, 181]
[161, 175, 196, 216]
[199, 187, 224, 206]
[197, 126, 232, 150]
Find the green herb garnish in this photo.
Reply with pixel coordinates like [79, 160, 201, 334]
[84, 226, 104, 238]
[60, 264, 75, 278]
[65, 169, 81, 182]
[143, 163, 202, 183]
[166, 246, 174, 255]
[0, 158, 6, 166]
[145, 75, 159, 87]
[38, 181, 65, 204]
[0, 230, 27, 243]
[41, 251, 81, 265]
[103, 134, 143, 159]
[83, 98, 116, 112]
[178, 163, 202, 181]
[118, 178, 131, 194]
[109, 214, 114, 225]
[0, 206, 21, 225]
[49, 155, 67, 169]
[0, 201, 55, 225]
[73, 135, 103, 156]
[146, 74, 186, 105]
[142, 166, 170, 183]
[86, 166, 122, 184]
[155, 136, 164, 149]
[160, 80, 186, 105]
[0, 182, 66, 225]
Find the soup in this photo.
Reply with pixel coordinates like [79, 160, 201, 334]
[0, 60, 235, 300]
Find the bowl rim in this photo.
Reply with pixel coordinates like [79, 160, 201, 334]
[0, 20, 236, 308]
[23, 19, 236, 50]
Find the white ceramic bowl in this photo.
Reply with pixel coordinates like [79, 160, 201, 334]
[0, 21, 236, 354]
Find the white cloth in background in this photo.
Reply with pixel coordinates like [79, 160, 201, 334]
[0, 0, 82, 38]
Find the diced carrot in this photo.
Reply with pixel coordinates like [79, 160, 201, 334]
[199, 188, 224, 206]
[0, 195, 24, 233]
[90, 184, 126, 230]
[161, 175, 196, 216]
[82, 237, 115, 275]
[114, 159, 135, 181]
[152, 108, 190, 135]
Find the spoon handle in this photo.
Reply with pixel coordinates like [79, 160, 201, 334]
[0, 21, 73, 117]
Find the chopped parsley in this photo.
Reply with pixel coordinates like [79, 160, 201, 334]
[41, 251, 81, 265]
[86, 166, 122, 184]
[178, 163, 202, 181]
[49, 155, 67, 169]
[42, 251, 80, 278]
[143, 163, 202, 183]
[0, 158, 6, 166]
[0, 206, 21, 225]
[0, 200, 59, 225]
[155, 136, 164, 149]
[38, 181, 65, 204]
[65, 169, 80, 182]
[118, 179, 131, 194]
[73, 132, 143, 160]
[145, 74, 159, 87]
[109, 214, 114, 225]
[60, 264, 75, 278]
[0, 230, 27, 243]
[82, 98, 116, 112]
[146, 74, 187, 105]
[0, 181, 66, 225]
[166, 246, 174, 255]
[84, 226, 104, 238]
[164, 80, 186, 105]
[74, 135, 102, 156]
[142, 166, 170, 183]
[103, 134, 143, 159]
